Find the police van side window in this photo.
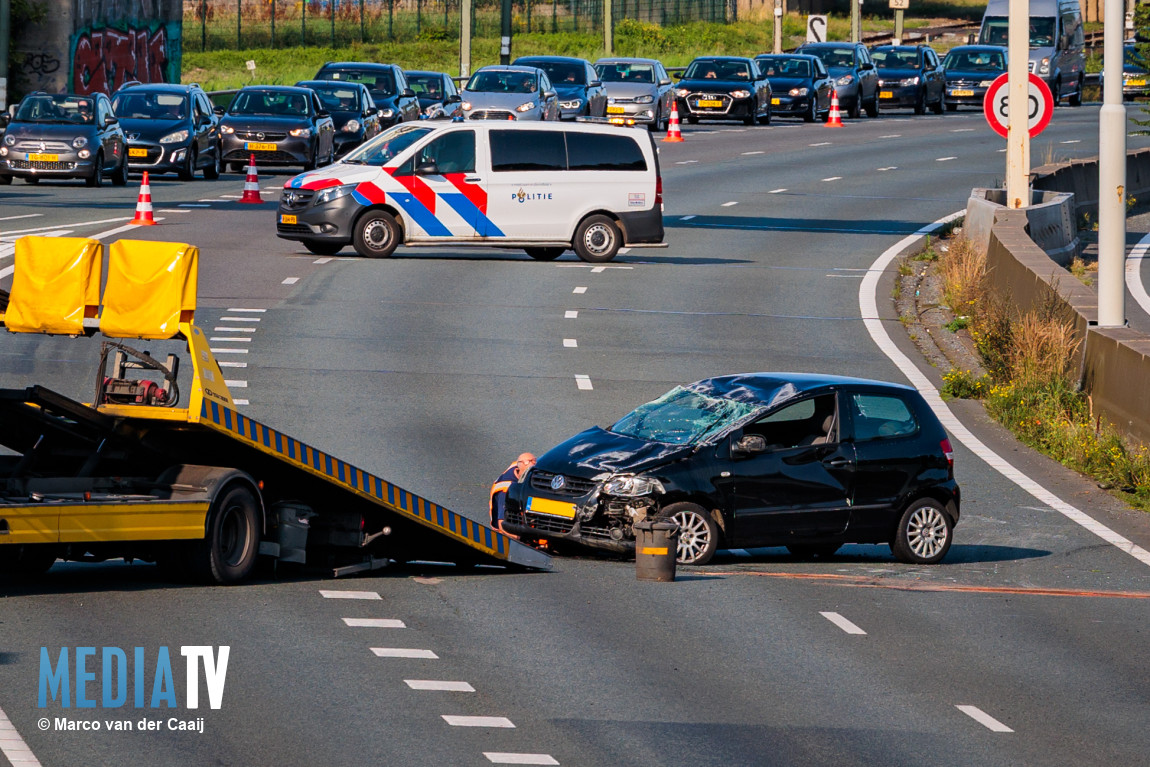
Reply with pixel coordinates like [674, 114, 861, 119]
[418, 130, 475, 174]
[490, 130, 566, 171]
[566, 132, 646, 171]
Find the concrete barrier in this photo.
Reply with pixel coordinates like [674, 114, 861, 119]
[1032, 147, 1150, 215]
[968, 188, 1079, 266]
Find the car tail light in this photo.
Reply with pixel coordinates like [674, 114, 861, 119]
[655, 175, 663, 210]
[941, 438, 954, 470]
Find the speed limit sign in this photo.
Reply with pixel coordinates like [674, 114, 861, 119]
[983, 72, 1054, 139]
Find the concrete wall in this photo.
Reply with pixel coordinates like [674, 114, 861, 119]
[9, 0, 182, 99]
[1032, 147, 1150, 216]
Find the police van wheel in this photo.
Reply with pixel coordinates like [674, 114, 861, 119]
[573, 215, 621, 263]
[354, 210, 400, 258]
[191, 484, 260, 585]
[525, 247, 564, 261]
[0, 545, 58, 578]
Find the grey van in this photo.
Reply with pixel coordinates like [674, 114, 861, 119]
[978, 0, 1085, 105]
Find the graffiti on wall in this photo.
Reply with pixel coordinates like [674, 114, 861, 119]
[71, 23, 181, 95]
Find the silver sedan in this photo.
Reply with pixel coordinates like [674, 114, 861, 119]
[594, 57, 676, 132]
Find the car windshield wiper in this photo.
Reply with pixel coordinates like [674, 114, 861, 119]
[342, 158, 365, 164]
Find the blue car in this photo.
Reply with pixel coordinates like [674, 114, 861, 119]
[941, 45, 1007, 111]
[513, 55, 607, 119]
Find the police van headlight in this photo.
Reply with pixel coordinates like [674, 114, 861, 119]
[602, 474, 664, 497]
[1038, 57, 1051, 75]
[729, 89, 751, 99]
[516, 101, 537, 112]
[315, 183, 355, 205]
[635, 94, 655, 104]
[789, 87, 809, 97]
[159, 130, 188, 144]
[341, 119, 361, 133]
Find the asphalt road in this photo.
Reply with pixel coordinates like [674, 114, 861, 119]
[2, 104, 1150, 767]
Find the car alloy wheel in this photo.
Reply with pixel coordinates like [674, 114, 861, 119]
[662, 502, 718, 566]
[891, 498, 953, 564]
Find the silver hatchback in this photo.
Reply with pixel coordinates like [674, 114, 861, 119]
[594, 57, 675, 132]
[460, 66, 560, 121]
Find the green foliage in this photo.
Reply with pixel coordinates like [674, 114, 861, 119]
[944, 316, 969, 332]
[941, 368, 988, 399]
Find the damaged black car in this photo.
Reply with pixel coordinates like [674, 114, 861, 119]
[503, 373, 960, 566]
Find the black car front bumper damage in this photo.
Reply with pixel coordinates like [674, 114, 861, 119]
[502, 491, 658, 555]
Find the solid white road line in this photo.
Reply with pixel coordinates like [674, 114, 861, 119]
[563, 338, 578, 348]
[0, 213, 43, 223]
[442, 715, 514, 728]
[343, 618, 406, 628]
[956, 705, 1014, 733]
[573, 286, 587, 294]
[0, 216, 128, 236]
[484, 754, 559, 765]
[565, 310, 578, 319]
[1125, 232, 1150, 317]
[224, 380, 248, 388]
[91, 221, 164, 240]
[198, 199, 220, 203]
[0, 705, 44, 767]
[211, 348, 249, 354]
[214, 327, 257, 333]
[742, 151, 765, 155]
[575, 375, 593, 390]
[372, 648, 439, 659]
[809, 141, 832, 147]
[209, 337, 252, 343]
[820, 611, 867, 635]
[404, 680, 475, 692]
[282, 277, 299, 285]
[721, 201, 738, 207]
[861, 213, 1150, 569]
[951, 128, 976, 133]
[227, 308, 267, 312]
[156, 209, 192, 213]
[880, 134, 901, 138]
[219, 194, 243, 199]
[319, 590, 381, 599]
[877, 166, 898, 171]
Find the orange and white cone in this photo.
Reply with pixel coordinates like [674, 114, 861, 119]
[239, 154, 263, 203]
[663, 104, 684, 143]
[128, 171, 157, 226]
[826, 91, 844, 128]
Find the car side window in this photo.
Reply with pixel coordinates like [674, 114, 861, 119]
[849, 394, 918, 441]
[540, 73, 553, 93]
[96, 97, 110, 123]
[445, 77, 457, 97]
[395, 69, 407, 91]
[490, 129, 565, 171]
[417, 130, 475, 174]
[743, 394, 838, 450]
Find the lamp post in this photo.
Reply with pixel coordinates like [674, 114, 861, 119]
[1098, 0, 1129, 326]
[1005, 0, 1030, 210]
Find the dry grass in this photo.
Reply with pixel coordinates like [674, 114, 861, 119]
[939, 235, 986, 318]
[1008, 308, 1081, 388]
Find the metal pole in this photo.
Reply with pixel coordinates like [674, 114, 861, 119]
[500, 0, 512, 64]
[302, 0, 307, 46]
[387, 0, 393, 40]
[330, 0, 335, 47]
[272, 0, 277, 46]
[460, 0, 472, 77]
[417, 0, 422, 36]
[894, 8, 903, 44]
[202, 0, 207, 51]
[237, 0, 242, 49]
[0, 0, 9, 112]
[552, 0, 557, 32]
[850, 0, 860, 43]
[360, 0, 365, 41]
[1005, 0, 1030, 209]
[773, 0, 782, 54]
[604, 0, 612, 55]
[1098, 0, 1129, 326]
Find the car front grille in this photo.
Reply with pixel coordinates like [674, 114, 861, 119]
[949, 79, 979, 88]
[687, 92, 733, 114]
[530, 470, 597, 497]
[236, 130, 288, 141]
[226, 149, 297, 164]
[280, 189, 316, 210]
[276, 222, 313, 235]
[8, 159, 77, 171]
[12, 140, 72, 153]
[609, 96, 638, 104]
[468, 110, 514, 120]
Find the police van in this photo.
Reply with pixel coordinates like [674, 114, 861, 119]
[275, 120, 666, 262]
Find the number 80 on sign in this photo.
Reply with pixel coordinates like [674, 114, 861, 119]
[983, 72, 1054, 139]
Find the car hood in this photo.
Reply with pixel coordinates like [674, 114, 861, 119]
[767, 76, 812, 91]
[876, 67, 921, 80]
[553, 83, 589, 99]
[538, 426, 694, 478]
[824, 66, 856, 78]
[221, 114, 311, 130]
[4, 122, 97, 141]
[677, 78, 754, 91]
[118, 118, 186, 139]
[326, 109, 361, 125]
[284, 162, 382, 189]
[602, 82, 657, 99]
[461, 90, 539, 110]
[945, 69, 1002, 81]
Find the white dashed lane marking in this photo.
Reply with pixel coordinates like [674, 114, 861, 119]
[319, 590, 381, 599]
[573, 286, 587, 294]
[563, 338, 577, 348]
[484, 754, 560, 765]
[0, 704, 44, 767]
[820, 612, 867, 635]
[220, 316, 262, 322]
[343, 618, 406, 628]
[950, 128, 975, 132]
[768, 188, 787, 193]
[0, 213, 42, 223]
[227, 308, 267, 313]
[215, 327, 256, 333]
[877, 166, 897, 171]
[822, 176, 842, 182]
[575, 375, 593, 390]
[179, 204, 210, 207]
[405, 680, 475, 692]
[210, 348, 249, 354]
[591, 266, 607, 273]
[564, 310, 578, 319]
[282, 277, 299, 285]
[1061, 139, 1081, 144]
[957, 705, 1014, 733]
[721, 201, 738, 207]
[372, 648, 439, 659]
[742, 150, 764, 155]
[224, 380, 248, 388]
[314, 257, 333, 264]
[936, 156, 957, 162]
[217, 361, 247, 368]
[880, 134, 901, 138]
[809, 141, 832, 147]
[675, 160, 699, 164]
[156, 209, 192, 213]
[442, 716, 514, 728]
[210, 337, 252, 343]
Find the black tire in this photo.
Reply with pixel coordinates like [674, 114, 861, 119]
[866, 93, 879, 118]
[1053, 78, 1063, 106]
[1069, 75, 1083, 106]
[302, 145, 317, 171]
[756, 104, 771, 125]
[178, 146, 197, 181]
[660, 502, 719, 566]
[848, 95, 861, 119]
[0, 544, 58, 578]
[229, 162, 245, 174]
[890, 498, 953, 565]
[0, 174, 11, 185]
[648, 106, 662, 133]
[111, 153, 129, 186]
[303, 240, 343, 255]
[525, 247, 565, 261]
[945, 102, 958, 112]
[572, 214, 621, 263]
[914, 88, 927, 115]
[85, 152, 103, 187]
[932, 89, 946, 115]
[353, 209, 401, 258]
[804, 98, 817, 123]
[786, 543, 841, 559]
[189, 484, 260, 584]
[743, 114, 755, 126]
[686, 115, 698, 124]
[24, 176, 40, 184]
[204, 145, 222, 179]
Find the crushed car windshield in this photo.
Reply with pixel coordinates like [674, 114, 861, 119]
[610, 386, 760, 445]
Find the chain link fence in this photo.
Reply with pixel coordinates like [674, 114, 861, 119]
[184, 0, 735, 52]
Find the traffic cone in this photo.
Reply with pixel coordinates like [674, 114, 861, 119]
[239, 154, 263, 203]
[826, 91, 844, 128]
[128, 171, 157, 226]
[663, 104, 684, 143]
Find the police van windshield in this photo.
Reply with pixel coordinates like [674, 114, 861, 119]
[342, 124, 433, 165]
[979, 17, 1056, 47]
[610, 386, 760, 446]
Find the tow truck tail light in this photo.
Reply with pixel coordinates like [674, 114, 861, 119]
[941, 438, 954, 470]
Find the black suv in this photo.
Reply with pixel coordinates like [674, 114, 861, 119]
[0, 92, 128, 187]
[870, 45, 947, 115]
[112, 82, 223, 180]
[504, 373, 960, 566]
[312, 62, 421, 128]
[795, 42, 880, 118]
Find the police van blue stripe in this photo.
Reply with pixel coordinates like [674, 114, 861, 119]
[389, 192, 452, 237]
[440, 192, 506, 237]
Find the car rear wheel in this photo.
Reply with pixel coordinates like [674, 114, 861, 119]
[525, 247, 565, 261]
[786, 543, 841, 559]
[932, 89, 946, 115]
[661, 502, 719, 566]
[85, 152, 103, 187]
[914, 88, 926, 115]
[891, 498, 953, 564]
[111, 153, 129, 186]
[1069, 75, 1083, 106]
[303, 240, 343, 255]
[573, 214, 621, 263]
[353, 209, 401, 258]
[178, 146, 197, 181]
[804, 98, 817, 123]
[866, 93, 879, 118]
[303, 144, 317, 171]
[204, 147, 222, 179]
[756, 105, 771, 125]
[648, 106, 662, 133]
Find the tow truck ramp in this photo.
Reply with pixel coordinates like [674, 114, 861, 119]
[0, 236, 550, 582]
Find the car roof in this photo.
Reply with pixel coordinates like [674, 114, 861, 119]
[872, 45, 924, 52]
[690, 55, 753, 63]
[240, 85, 314, 94]
[404, 70, 448, 77]
[755, 53, 819, 60]
[115, 83, 198, 93]
[946, 45, 1008, 53]
[296, 79, 364, 89]
[515, 55, 589, 63]
[594, 57, 662, 65]
[798, 42, 856, 48]
[689, 373, 914, 406]
[320, 61, 396, 70]
[472, 65, 543, 74]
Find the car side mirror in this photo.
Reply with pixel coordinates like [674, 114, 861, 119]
[733, 434, 767, 455]
[402, 88, 416, 98]
[213, 105, 225, 116]
[104, 115, 118, 125]
[0, 114, 9, 129]
[446, 94, 461, 104]
[861, 62, 874, 70]
[589, 79, 602, 87]
[415, 160, 439, 176]
[659, 78, 672, 86]
[317, 110, 330, 119]
[544, 90, 557, 99]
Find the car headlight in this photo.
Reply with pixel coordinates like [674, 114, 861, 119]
[159, 130, 188, 144]
[72, 136, 88, 149]
[78, 149, 91, 159]
[635, 94, 655, 104]
[379, 108, 395, 118]
[900, 76, 920, 86]
[516, 101, 537, 112]
[220, 125, 235, 134]
[1039, 57, 1051, 75]
[0, 147, 7, 156]
[559, 99, 583, 109]
[675, 88, 689, 97]
[341, 119, 361, 133]
[602, 474, 665, 497]
[3, 134, 14, 146]
[461, 101, 472, 111]
[979, 80, 996, 87]
[289, 127, 312, 137]
[315, 183, 354, 205]
[729, 89, 751, 99]
[789, 87, 809, 97]
[836, 74, 855, 86]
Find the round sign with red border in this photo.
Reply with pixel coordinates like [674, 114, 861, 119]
[983, 72, 1054, 139]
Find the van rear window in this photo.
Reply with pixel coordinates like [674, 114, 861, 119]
[490, 130, 647, 172]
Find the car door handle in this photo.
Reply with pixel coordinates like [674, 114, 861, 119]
[464, 176, 481, 183]
[824, 457, 851, 468]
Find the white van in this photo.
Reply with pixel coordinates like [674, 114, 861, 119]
[978, 0, 1086, 105]
[274, 120, 666, 262]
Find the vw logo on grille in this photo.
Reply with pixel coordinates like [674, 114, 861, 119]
[550, 475, 566, 491]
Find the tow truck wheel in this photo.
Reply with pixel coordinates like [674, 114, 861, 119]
[191, 484, 260, 584]
[662, 502, 719, 566]
[525, 247, 565, 261]
[0, 545, 58, 578]
[353, 209, 401, 258]
[573, 214, 621, 263]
